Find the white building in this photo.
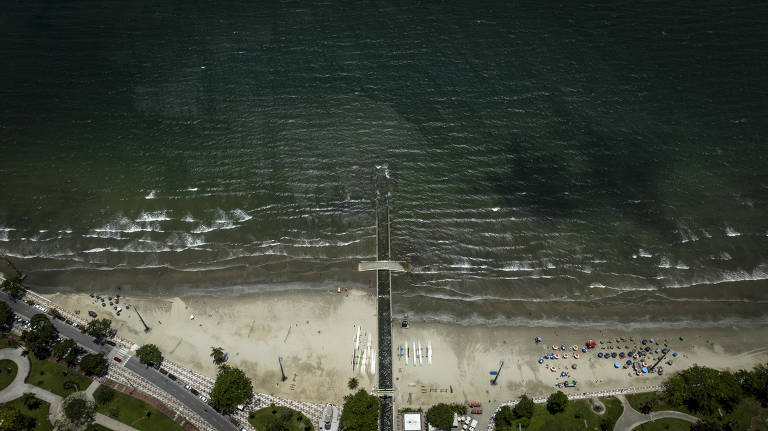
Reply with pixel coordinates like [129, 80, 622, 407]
[403, 412, 423, 431]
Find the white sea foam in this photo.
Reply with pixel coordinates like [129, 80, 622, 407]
[186, 187, 199, 192]
[231, 209, 252, 222]
[181, 214, 196, 223]
[725, 224, 741, 237]
[145, 190, 157, 199]
[136, 210, 171, 222]
[658, 256, 672, 268]
[638, 249, 652, 258]
[675, 262, 690, 270]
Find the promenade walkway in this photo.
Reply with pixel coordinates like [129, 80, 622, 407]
[613, 394, 698, 431]
[0, 347, 140, 431]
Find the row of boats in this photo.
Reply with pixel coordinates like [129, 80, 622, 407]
[353, 326, 376, 375]
[397, 341, 432, 365]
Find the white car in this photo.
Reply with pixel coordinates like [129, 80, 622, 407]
[199, 395, 208, 403]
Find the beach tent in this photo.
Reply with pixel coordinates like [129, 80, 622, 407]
[598, 352, 603, 358]
[586, 340, 597, 348]
[614, 362, 620, 368]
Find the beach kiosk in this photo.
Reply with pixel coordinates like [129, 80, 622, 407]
[404, 412, 423, 431]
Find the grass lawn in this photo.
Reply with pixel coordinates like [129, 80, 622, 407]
[1, 397, 53, 431]
[498, 397, 623, 431]
[633, 418, 692, 431]
[26, 354, 93, 397]
[625, 391, 691, 415]
[94, 385, 187, 431]
[0, 358, 18, 390]
[0, 332, 19, 349]
[248, 405, 315, 431]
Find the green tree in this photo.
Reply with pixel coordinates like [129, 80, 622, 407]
[21, 392, 41, 410]
[664, 365, 742, 414]
[0, 278, 24, 299]
[79, 353, 108, 376]
[0, 301, 13, 330]
[0, 405, 35, 431]
[347, 377, 359, 390]
[513, 394, 535, 419]
[21, 313, 58, 358]
[136, 344, 162, 365]
[52, 339, 81, 364]
[211, 346, 226, 364]
[690, 419, 725, 431]
[494, 406, 517, 431]
[84, 318, 111, 340]
[547, 391, 568, 414]
[737, 363, 768, 405]
[426, 403, 454, 430]
[340, 389, 380, 431]
[93, 385, 115, 405]
[48, 308, 62, 320]
[62, 394, 96, 426]
[210, 365, 253, 412]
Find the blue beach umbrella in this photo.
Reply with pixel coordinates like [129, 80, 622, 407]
[614, 362, 620, 368]
[642, 367, 648, 373]
[611, 352, 617, 358]
[582, 347, 587, 353]
[606, 355, 612, 360]
[561, 344, 567, 350]
[673, 352, 678, 357]
[539, 358, 544, 364]
[598, 352, 603, 358]
[642, 339, 648, 345]
[662, 348, 669, 354]
[536, 336, 542, 343]
[626, 360, 632, 365]
[561, 371, 567, 377]
[645, 346, 651, 352]
[649, 338, 655, 343]
[619, 352, 625, 358]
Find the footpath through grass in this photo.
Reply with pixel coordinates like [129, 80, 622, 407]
[1, 397, 53, 431]
[633, 418, 692, 431]
[26, 354, 92, 397]
[248, 405, 315, 431]
[0, 358, 18, 390]
[94, 385, 187, 431]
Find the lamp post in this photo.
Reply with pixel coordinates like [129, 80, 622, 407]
[491, 360, 504, 385]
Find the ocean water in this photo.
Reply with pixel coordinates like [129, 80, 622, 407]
[1, 1, 767, 327]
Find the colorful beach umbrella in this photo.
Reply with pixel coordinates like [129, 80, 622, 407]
[598, 352, 603, 358]
[561, 344, 567, 350]
[633, 353, 639, 358]
[539, 358, 544, 364]
[553, 345, 558, 350]
[550, 366, 556, 372]
[572, 345, 578, 351]
[536, 337, 542, 343]
[582, 347, 588, 353]
[645, 346, 651, 352]
[614, 362, 620, 368]
[563, 353, 569, 358]
[642, 367, 648, 373]
[574, 353, 580, 359]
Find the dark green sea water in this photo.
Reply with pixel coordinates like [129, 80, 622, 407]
[2, 1, 767, 327]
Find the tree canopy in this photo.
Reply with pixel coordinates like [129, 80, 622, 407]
[737, 362, 768, 405]
[79, 353, 108, 376]
[0, 301, 13, 330]
[0, 405, 34, 431]
[340, 389, 380, 431]
[547, 391, 568, 414]
[426, 403, 455, 430]
[62, 394, 96, 426]
[210, 365, 253, 412]
[84, 318, 111, 339]
[136, 344, 162, 365]
[211, 346, 226, 363]
[0, 277, 24, 299]
[93, 385, 115, 405]
[514, 394, 535, 419]
[22, 313, 58, 358]
[664, 365, 742, 414]
[51, 339, 80, 365]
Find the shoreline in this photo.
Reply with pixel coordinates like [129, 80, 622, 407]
[39, 288, 768, 408]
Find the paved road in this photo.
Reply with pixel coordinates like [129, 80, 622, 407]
[0, 292, 239, 431]
[614, 394, 699, 431]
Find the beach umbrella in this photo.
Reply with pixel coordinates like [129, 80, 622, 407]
[561, 371, 567, 377]
[614, 362, 620, 368]
[680, 336, 684, 341]
[642, 367, 648, 373]
[598, 352, 603, 358]
[636, 369, 641, 375]
[561, 344, 567, 350]
[642, 361, 648, 367]
[633, 353, 639, 358]
[563, 353, 569, 359]
[550, 366, 556, 372]
[572, 364, 577, 369]
[553, 345, 558, 350]
[611, 352, 617, 358]
[619, 352, 625, 358]
[649, 338, 655, 343]
[554, 354, 560, 359]
[574, 353, 580, 359]
[536, 337, 542, 343]
[626, 360, 632, 365]
[582, 347, 588, 353]
[539, 358, 544, 364]
[606, 355, 612, 360]
[645, 346, 651, 352]
[642, 339, 648, 345]
[572, 345, 578, 351]
[672, 352, 678, 357]
[662, 348, 669, 354]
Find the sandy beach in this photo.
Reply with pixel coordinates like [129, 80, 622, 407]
[44, 289, 768, 407]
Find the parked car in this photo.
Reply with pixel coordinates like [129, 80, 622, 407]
[184, 384, 191, 390]
[190, 388, 200, 396]
[200, 395, 208, 403]
[471, 409, 482, 414]
[159, 369, 168, 375]
[468, 402, 482, 407]
[113, 357, 122, 362]
[167, 373, 177, 381]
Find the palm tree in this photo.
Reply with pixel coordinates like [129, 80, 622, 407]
[210, 346, 226, 364]
[347, 377, 359, 390]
